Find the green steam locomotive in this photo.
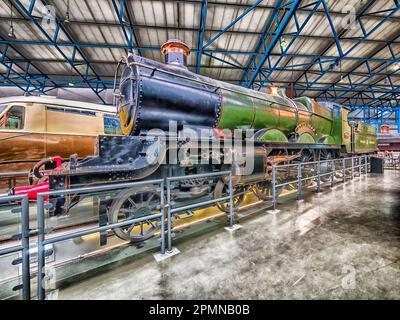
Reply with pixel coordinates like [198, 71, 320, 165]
[11, 40, 378, 243]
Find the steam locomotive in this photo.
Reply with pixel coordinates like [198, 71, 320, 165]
[10, 40, 377, 243]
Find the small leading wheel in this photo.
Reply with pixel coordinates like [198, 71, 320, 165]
[108, 186, 162, 242]
[214, 180, 245, 213]
[252, 179, 284, 201]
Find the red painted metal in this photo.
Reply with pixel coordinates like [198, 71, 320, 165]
[13, 182, 49, 201]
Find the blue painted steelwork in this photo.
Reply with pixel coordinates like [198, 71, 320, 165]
[0, 34, 58, 93]
[244, 0, 326, 89]
[348, 105, 400, 133]
[0, 0, 397, 134]
[202, 0, 264, 50]
[196, 0, 208, 74]
[239, 0, 285, 85]
[292, 1, 399, 97]
[244, 0, 302, 88]
[11, 0, 107, 103]
[111, 0, 142, 55]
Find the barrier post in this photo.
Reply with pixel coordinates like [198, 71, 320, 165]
[297, 163, 302, 201]
[272, 165, 277, 211]
[36, 195, 45, 300]
[342, 158, 346, 183]
[330, 160, 335, 188]
[166, 180, 173, 253]
[160, 181, 165, 255]
[351, 157, 354, 179]
[228, 172, 234, 228]
[316, 161, 321, 193]
[21, 196, 31, 300]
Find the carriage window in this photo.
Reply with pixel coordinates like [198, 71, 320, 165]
[0, 106, 25, 130]
[0, 105, 7, 114]
[104, 115, 122, 135]
[46, 105, 96, 116]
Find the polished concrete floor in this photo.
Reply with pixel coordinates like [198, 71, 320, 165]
[59, 171, 400, 299]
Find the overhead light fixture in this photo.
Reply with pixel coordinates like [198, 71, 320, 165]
[64, 0, 70, 23]
[68, 62, 75, 87]
[393, 63, 400, 71]
[8, 3, 16, 39]
[8, 25, 15, 39]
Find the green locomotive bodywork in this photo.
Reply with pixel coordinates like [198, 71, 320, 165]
[213, 80, 376, 155]
[117, 50, 377, 156]
[352, 122, 378, 154]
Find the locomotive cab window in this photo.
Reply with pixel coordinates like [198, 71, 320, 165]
[0, 105, 25, 130]
[104, 115, 122, 135]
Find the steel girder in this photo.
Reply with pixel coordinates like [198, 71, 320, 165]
[244, 0, 302, 88]
[9, 0, 107, 102]
[0, 0, 398, 124]
[196, 0, 208, 74]
[111, 0, 141, 56]
[348, 105, 400, 133]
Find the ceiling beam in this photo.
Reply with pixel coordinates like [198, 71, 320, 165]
[196, 0, 207, 73]
[245, 0, 301, 88]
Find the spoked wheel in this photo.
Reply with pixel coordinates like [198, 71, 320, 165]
[290, 149, 317, 187]
[253, 149, 289, 201]
[252, 179, 284, 201]
[214, 180, 246, 213]
[108, 186, 162, 242]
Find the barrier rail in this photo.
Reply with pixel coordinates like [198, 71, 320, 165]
[0, 194, 30, 300]
[271, 155, 369, 211]
[35, 179, 164, 300]
[384, 155, 400, 170]
[166, 171, 233, 253]
[0, 156, 370, 300]
[0, 171, 30, 190]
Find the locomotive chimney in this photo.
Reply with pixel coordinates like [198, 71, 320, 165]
[161, 39, 190, 67]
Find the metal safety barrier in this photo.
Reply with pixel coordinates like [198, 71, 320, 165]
[166, 171, 233, 253]
[384, 155, 400, 170]
[0, 156, 370, 300]
[271, 155, 370, 211]
[0, 194, 31, 300]
[0, 171, 30, 190]
[35, 179, 164, 300]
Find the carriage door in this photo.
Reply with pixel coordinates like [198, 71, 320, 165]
[0, 104, 46, 172]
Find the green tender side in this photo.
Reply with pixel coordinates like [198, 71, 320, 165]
[354, 123, 378, 153]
